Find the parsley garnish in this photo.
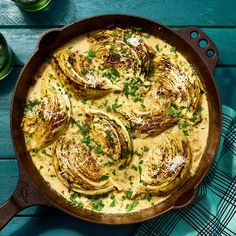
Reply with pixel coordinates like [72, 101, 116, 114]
[125, 190, 133, 199]
[90, 199, 105, 211]
[155, 44, 161, 52]
[41, 149, 52, 157]
[81, 68, 89, 75]
[77, 123, 90, 135]
[131, 164, 138, 171]
[126, 200, 139, 212]
[123, 32, 132, 42]
[87, 49, 96, 62]
[112, 102, 122, 110]
[141, 193, 152, 201]
[95, 145, 103, 154]
[170, 47, 177, 53]
[100, 175, 109, 181]
[110, 193, 117, 207]
[25, 99, 40, 112]
[143, 146, 149, 152]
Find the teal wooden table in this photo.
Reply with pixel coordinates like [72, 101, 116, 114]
[0, 1, 236, 235]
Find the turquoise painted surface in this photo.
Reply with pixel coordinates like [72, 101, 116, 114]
[0, 1, 236, 235]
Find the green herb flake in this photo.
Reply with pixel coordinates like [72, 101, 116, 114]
[170, 47, 177, 53]
[125, 190, 133, 199]
[38, 111, 44, 120]
[78, 123, 90, 135]
[25, 99, 40, 112]
[33, 148, 39, 155]
[155, 44, 161, 52]
[138, 165, 142, 175]
[87, 49, 96, 61]
[95, 145, 103, 154]
[110, 193, 117, 207]
[143, 146, 149, 152]
[69, 117, 76, 127]
[90, 199, 105, 211]
[81, 68, 89, 75]
[81, 136, 91, 146]
[106, 106, 112, 112]
[183, 130, 189, 136]
[100, 175, 109, 181]
[70, 192, 78, 202]
[126, 200, 139, 212]
[167, 107, 175, 116]
[180, 121, 189, 129]
[111, 102, 122, 110]
[123, 33, 132, 42]
[131, 164, 138, 171]
[41, 149, 52, 157]
[194, 106, 203, 116]
[190, 117, 197, 123]
[139, 160, 144, 165]
[141, 193, 152, 201]
[104, 161, 114, 167]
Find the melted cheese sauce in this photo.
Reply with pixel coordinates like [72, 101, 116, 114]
[25, 31, 209, 214]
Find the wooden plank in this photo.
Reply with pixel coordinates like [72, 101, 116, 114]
[1, 0, 236, 27]
[0, 215, 135, 236]
[0, 28, 236, 66]
[1, 66, 236, 160]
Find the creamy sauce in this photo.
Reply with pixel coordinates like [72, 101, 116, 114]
[23, 29, 209, 214]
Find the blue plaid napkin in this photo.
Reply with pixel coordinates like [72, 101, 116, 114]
[132, 105, 236, 236]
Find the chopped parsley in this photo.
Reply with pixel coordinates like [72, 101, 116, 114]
[112, 102, 122, 110]
[131, 164, 138, 171]
[167, 106, 175, 116]
[81, 136, 92, 149]
[41, 149, 52, 157]
[77, 123, 90, 135]
[194, 106, 203, 116]
[38, 111, 44, 120]
[138, 165, 142, 176]
[124, 190, 133, 199]
[86, 49, 96, 62]
[155, 44, 161, 52]
[170, 47, 177, 53]
[81, 68, 89, 75]
[179, 121, 189, 129]
[100, 175, 109, 181]
[90, 199, 105, 211]
[126, 199, 139, 212]
[143, 146, 149, 152]
[141, 193, 152, 201]
[110, 193, 117, 207]
[70, 192, 83, 209]
[95, 145, 103, 154]
[106, 106, 112, 112]
[69, 117, 76, 127]
[190, 117, 197, 123]
[123, 32, 132, 42]
[125, 124, 135, 132]
[25, 99, 40, 112]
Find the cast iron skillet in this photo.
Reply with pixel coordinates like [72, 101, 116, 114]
[0, 14, 221, 229]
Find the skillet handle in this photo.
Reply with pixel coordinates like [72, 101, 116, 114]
[0, 162, 49, 230]
[174, 188, 196, 209]
[176, 27, 219, 74]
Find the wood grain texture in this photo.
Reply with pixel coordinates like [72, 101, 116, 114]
[0, 216, 135, 236]
[1, 67, 236, 160]
[1, 0, 236, 27]
[1, 28, 236, 66]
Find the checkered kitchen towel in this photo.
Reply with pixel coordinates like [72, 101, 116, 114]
[132, 105, 236, 236]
